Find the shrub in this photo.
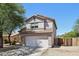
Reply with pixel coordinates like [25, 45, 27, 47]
[4, 39, 9, 44]
[11, 40, 16, 45]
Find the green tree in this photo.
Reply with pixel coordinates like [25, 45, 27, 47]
[59, 31, 77, 39]
[59, 18, 79, 38]
[73, 19, 79, 36]
[0, 4, 25, 47]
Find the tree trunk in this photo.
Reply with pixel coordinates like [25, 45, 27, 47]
[8, 34, 11, 45]
[0, 32, 3, 48]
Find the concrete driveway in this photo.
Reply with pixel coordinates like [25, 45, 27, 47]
[42, 46, 79, 56]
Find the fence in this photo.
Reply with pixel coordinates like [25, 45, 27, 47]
[57, 37, 79, 46]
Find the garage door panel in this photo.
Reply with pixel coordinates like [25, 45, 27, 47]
[38, 40, 49, 47]
[25, 36, 49, 48]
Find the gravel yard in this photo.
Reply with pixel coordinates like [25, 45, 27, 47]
[0, 46, 41, 56]
[42, 46, 79, 56]
[1, 46, 79, 56]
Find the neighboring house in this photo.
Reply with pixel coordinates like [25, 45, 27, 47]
[3, 33, 21, 44]
[19, 15, 57, 48]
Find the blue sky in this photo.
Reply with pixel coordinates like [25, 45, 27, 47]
[22, 3, 79, 35]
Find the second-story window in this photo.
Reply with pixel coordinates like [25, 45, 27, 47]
[31, 23, 38, 29]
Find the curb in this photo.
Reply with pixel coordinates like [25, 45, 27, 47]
[41, 48, 49, 56]
[29, 48, 48, 56]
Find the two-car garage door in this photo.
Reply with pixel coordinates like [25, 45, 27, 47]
[25, 36, 49, 48]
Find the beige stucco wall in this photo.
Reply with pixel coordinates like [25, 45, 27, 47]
[51, 21, 57, 46]
[25, 18, 53, 30]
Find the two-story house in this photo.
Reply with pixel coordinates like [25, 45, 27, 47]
[19, 15, 57, 48]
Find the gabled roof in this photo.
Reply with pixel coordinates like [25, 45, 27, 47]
[25, 14, 57, 29]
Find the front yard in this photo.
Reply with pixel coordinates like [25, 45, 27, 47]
[1, 46, 79, 56]
[0, 46, 43, 56]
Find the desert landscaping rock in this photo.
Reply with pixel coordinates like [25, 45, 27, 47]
[0, 47, 40, 56]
